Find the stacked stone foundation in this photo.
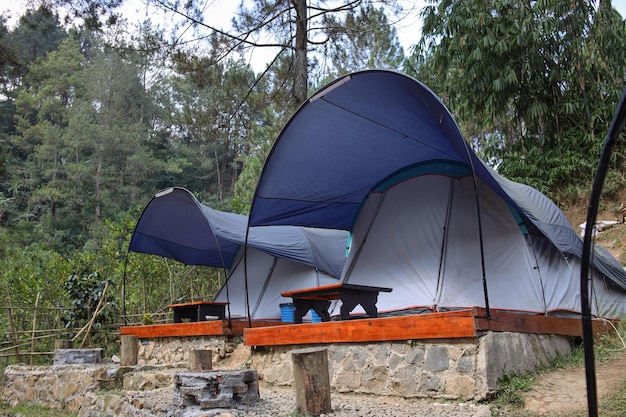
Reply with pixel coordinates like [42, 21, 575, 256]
[1, 331, 572, 415]
[250, 331, 572, 400]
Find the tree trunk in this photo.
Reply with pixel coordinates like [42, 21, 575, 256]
[188, 349, 213, 371]
[121, 335, 139, 366]
[293, 0, 308, 105]
[291, 347, 332, 416]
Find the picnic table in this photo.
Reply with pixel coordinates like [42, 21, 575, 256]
[167, 301, 229, 323]
[281, 283, 392, 323]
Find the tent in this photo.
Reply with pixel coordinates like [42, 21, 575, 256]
[248, 70, 626, 318]
[128, 187, 349, 320]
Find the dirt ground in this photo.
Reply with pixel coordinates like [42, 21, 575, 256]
[522, 348, 626, 415]
[517, 199, 626, 415]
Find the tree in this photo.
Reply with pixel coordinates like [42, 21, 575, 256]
[232, 1, 405, 107]
[409, 0, 626, 202]
[7, 6, 67, 82]
[12, 36, 84, 244]
[321, 4, 405, 79]
[162, 48, 269, 205]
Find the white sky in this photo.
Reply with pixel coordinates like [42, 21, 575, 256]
[2, 0, 626, 72]
[115, 0, 426, 72]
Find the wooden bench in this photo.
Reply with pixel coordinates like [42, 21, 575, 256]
[167, 301, 229, 323]
[281, 283, 392, 323]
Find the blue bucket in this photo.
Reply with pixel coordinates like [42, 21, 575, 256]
[280, 303, 295, 322]
[311, 309, 322, 323]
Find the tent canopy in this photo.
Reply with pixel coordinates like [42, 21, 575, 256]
[249, 70, 626, 292]
[129, 187, 348, 279]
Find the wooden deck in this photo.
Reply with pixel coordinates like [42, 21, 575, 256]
[119, 307, 614, 346]
[120, 319, 283, 339]
[243, 307, 614, 347]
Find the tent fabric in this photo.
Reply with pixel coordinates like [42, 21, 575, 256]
[128, 187, 349, 320]
[129, 187, 348, 278]
[212, 246, 338, 320]
[129, 187, 241, 267]
[248, 69, 626, 317]
[334, 172, 626, 318]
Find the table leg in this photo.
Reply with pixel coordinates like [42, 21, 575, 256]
[173, 309, 182, 323]
[293, 300, 312, 324]
[293, 300, 331, 323]
[312, 301, 331, 322]
[359, 292, 379, 318]
[340, 291, 379, 319]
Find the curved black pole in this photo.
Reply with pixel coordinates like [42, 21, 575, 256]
[581, 85, 626, 417]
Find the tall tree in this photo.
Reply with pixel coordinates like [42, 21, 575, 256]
[12, 36, 84, 233]
[162, 48, 268, 205]
[321, 4, 405, 78]
[409, 0, 626, 201]
[232, 1, 403, 107]
[7, 6, 67, 82]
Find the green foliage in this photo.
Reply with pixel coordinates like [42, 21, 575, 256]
[320, 5, 405, 80]
[410, 0, 626, 205]
[0, 402, 78, 417]
[495, 371, 533, 408]
[62, 272, 115, 330]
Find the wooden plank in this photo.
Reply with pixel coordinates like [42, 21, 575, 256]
[281, 283, 392, 299]
[472, 308, 614, 337]
[120, 320, 287, 339]
[121, 321, 226, 338]
[281, 283, 343, 298]
[244, 310, 477, 346]
[167, 301, 229, 308]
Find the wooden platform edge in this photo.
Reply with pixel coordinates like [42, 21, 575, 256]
[472, 307, 614, 337]
[244, 310, 478, 347]
[120, 320, 285, 339]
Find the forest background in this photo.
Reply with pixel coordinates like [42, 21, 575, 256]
[1, 0, 626, 358]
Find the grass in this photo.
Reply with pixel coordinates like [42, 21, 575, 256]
[492, 318, 626, 416]
[0, 403, 78, 417]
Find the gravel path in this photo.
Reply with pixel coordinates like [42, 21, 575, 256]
[183, 385, 492, 417]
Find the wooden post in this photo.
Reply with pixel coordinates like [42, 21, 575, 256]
[188, 349, 213, 371]
[291, 347, 332, 416]
[29, 292, 40, 365]
[54, 339, 73, 349]
[120, 335, 139, 366]
[6, 295, 20, 362]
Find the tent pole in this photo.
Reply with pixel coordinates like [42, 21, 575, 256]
[223, 268, 233, 330]
[461, 146, 491, 320]
[580, 85, 626, 417]
[251, 257, 277, 317]
[204, 209, 234, 329]
[243, 229, 253, 328]
[434, 179, 454, 308]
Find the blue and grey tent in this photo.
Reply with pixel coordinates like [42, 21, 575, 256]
[129, 187, 349, 320]
[248, 70, 626, 318]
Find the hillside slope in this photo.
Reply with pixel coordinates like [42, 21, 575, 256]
[564, 199, 626, 264]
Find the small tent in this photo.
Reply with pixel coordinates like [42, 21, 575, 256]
[248, 70, 626, 318]
[128, 187, 348, 320]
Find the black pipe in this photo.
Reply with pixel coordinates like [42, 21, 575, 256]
[580, 85, 626, 417]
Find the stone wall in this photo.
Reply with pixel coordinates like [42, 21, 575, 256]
[1, 331, 573, 413]
[250, 331, 572, 401]
[136, 335, 242, 367]
[3, 364, 119, 411]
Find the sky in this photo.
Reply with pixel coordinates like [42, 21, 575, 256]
[2, 0, 626, 72]
[117, 0, 426, 71]
[2, 0, 425, 72]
